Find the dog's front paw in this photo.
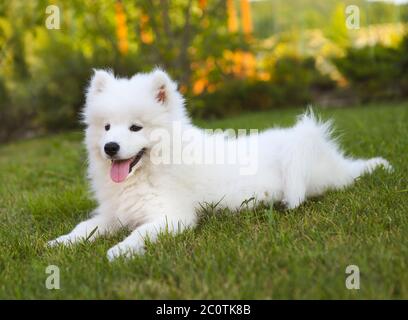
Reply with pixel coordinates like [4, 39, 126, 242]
[107, 242, 145, 262]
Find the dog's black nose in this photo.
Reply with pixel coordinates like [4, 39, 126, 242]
[104, 142, 120, 157]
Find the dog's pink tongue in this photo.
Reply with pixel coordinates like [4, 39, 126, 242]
[110, 159, 132, 183]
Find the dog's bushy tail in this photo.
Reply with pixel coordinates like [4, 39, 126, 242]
[281, 107, 393, 209]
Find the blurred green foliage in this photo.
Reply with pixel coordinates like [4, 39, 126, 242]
[0, 0, 232, 141]
[251, 0, 408, 39]
[0, 0, 407, 142]
[192, 56, 336, 119]
[333, 37, 408, 102]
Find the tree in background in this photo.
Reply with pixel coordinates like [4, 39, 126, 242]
[0, 0, 236, 140]
[133, 0, 231, 90]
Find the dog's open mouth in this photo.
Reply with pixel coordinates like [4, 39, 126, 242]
[110, 148, 146, 183]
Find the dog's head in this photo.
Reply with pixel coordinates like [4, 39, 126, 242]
[83, 68, 185, 183]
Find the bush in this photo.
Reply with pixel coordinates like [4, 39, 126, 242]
[0, 75, 36, 141]
[0, 39, 142, 142]
[190, 80, 276, 119]
[30, 46, 141, 132]
[191, 56, 335, 119]
[333, 36, 408, 102]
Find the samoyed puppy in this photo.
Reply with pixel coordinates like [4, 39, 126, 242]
[48, 69, 391, 261]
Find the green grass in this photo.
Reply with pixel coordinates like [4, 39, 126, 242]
[0, 102, 407, 299]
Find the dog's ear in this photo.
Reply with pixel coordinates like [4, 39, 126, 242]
[88, 69, 113, 95]
[151, 68, 177, 105]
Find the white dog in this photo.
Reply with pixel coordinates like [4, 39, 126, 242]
[48, 69, 391, 261]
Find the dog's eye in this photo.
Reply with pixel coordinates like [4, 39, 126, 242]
[105, 124, 110, 131]
[129, 124, 143, 132]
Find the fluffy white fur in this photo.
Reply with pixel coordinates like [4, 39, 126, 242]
[48, 69, 391, 261]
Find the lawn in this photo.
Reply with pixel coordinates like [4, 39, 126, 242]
[0, 102, 407, 299]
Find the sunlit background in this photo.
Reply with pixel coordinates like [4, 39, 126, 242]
[1, 0, 407, 142]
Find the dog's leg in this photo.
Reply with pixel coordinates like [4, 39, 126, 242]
[281, 146, 308, 209]
[48, 213, 117, 247]
[106, 216, 195, 261]
[282, 168, 307, 210]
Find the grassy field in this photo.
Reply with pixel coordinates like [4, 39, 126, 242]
[0, 103, 407, 299]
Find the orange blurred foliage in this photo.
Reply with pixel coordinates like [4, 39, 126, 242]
[115, 1, 129, 55]
[240, 0, 252, 40]
[227, 0, 238, 33]
[140, 13, 154, 44]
